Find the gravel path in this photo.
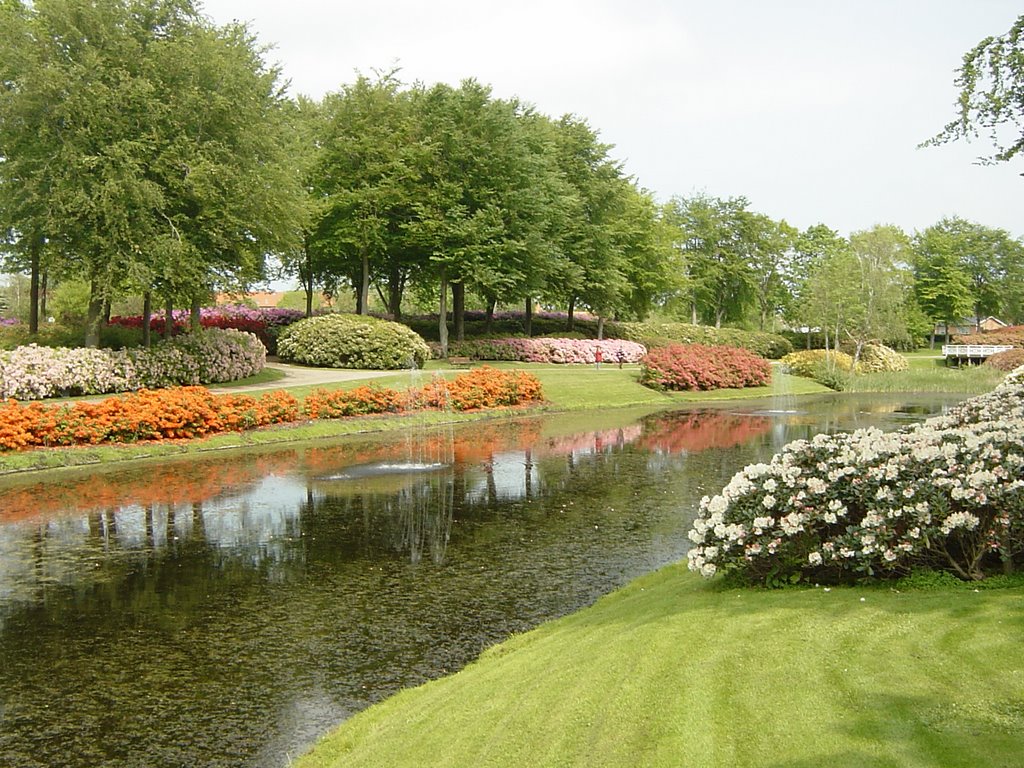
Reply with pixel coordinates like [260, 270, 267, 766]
[207, 362, 393, 394]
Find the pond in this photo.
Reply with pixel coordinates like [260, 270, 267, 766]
[0, 393, 965, 768]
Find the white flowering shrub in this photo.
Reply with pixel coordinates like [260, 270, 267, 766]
[687, 365, 1024, 583]
[277, 313, 430, 369]
[0, 329, 265, 399]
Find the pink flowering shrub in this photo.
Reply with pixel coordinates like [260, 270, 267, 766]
[0, 329, 265, 400]
[640, 344, 771, 391]
[437, 338, 647, 364]
[687, 365, 1024, 584]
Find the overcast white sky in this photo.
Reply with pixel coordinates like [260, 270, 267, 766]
[200, 0, 1023, 239]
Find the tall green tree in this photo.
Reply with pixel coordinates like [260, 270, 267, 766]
[0, 0, 303, 345]
[664, 194, 758, 328]
[314, 72, 428, 316]
[913, 218, 980, 346]
[788, 224, 849, 347]
[844, 224, 914, 362]
[746, 214, 797, 331]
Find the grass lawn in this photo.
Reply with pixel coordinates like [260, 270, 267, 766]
[294, 565, 1024, 768]
[844, 353, 1005, 394]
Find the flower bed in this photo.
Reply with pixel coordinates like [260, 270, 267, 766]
[686, 365, 1024, 583]
[439, 338, 647, 364]
[108, 305, 306, 352]
[0, 328, 266, 400]
[0, 367, 545, 451]
[639, 343, 771, 391]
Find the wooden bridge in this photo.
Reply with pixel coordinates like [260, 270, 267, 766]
[941, 344, 1015, 365]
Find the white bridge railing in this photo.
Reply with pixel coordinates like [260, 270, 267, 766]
[942, 344, 1014, 359]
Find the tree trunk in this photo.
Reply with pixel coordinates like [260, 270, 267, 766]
[567, 296, 576, 331]
[85, 279, 103, 348]
[142, 292, 152, 348]
[597, 316, 605, 340]
[691, 301, 698, 325]
[164, 295, 174, 341]
[102, 297, 112, 325]
[525, 297, 533, 337]
[358, 251, 370, 315]
[438, 270, 449, 358]
[190, 296, 201, 332]
[485, 298, 496, 334]
[302, 238, 315, 317]
[28, 236, 41, 335]
[40, 271, 47, 322]
[388, 266, 403, 319]
[452, 282, 465, 341]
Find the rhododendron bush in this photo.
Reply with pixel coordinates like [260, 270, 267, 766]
[687, 365, 1024, 583]
[438, 338, 647, 364]
[640, 343, 771, 391]
[0, 329, 265, 400]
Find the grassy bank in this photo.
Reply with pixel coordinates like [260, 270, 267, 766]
[844, 353, 1005, 394]
[294, 566, 1024, 768]
[0, 367, 829, 475]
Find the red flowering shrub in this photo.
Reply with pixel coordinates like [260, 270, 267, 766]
[954, 325, 1024, 346]
[985, 348, 1024, 371]
[639, 343, 771, 391]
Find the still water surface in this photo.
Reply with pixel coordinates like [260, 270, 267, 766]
[0, 394, 962, 767]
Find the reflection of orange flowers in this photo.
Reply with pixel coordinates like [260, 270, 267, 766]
[636, 411, 771, 453]
[0, 409, 772, 525]
[0, 452, 298, 524]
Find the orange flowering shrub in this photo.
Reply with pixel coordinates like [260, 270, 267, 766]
[415, 366, 544, 411]
[304, 385, 407, 418]
[0, 368, 543, 452]
[0, 387, 301, 450]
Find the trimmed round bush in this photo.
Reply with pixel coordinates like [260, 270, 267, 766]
[277, 313, 430, 370]
[986, 348, 1024, 372]
[639, 343, 771, 391]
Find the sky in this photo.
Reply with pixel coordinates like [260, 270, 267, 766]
[199, 0, 1023, 240]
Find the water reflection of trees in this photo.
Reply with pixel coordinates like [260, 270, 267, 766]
[0, 405, 891, 624]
